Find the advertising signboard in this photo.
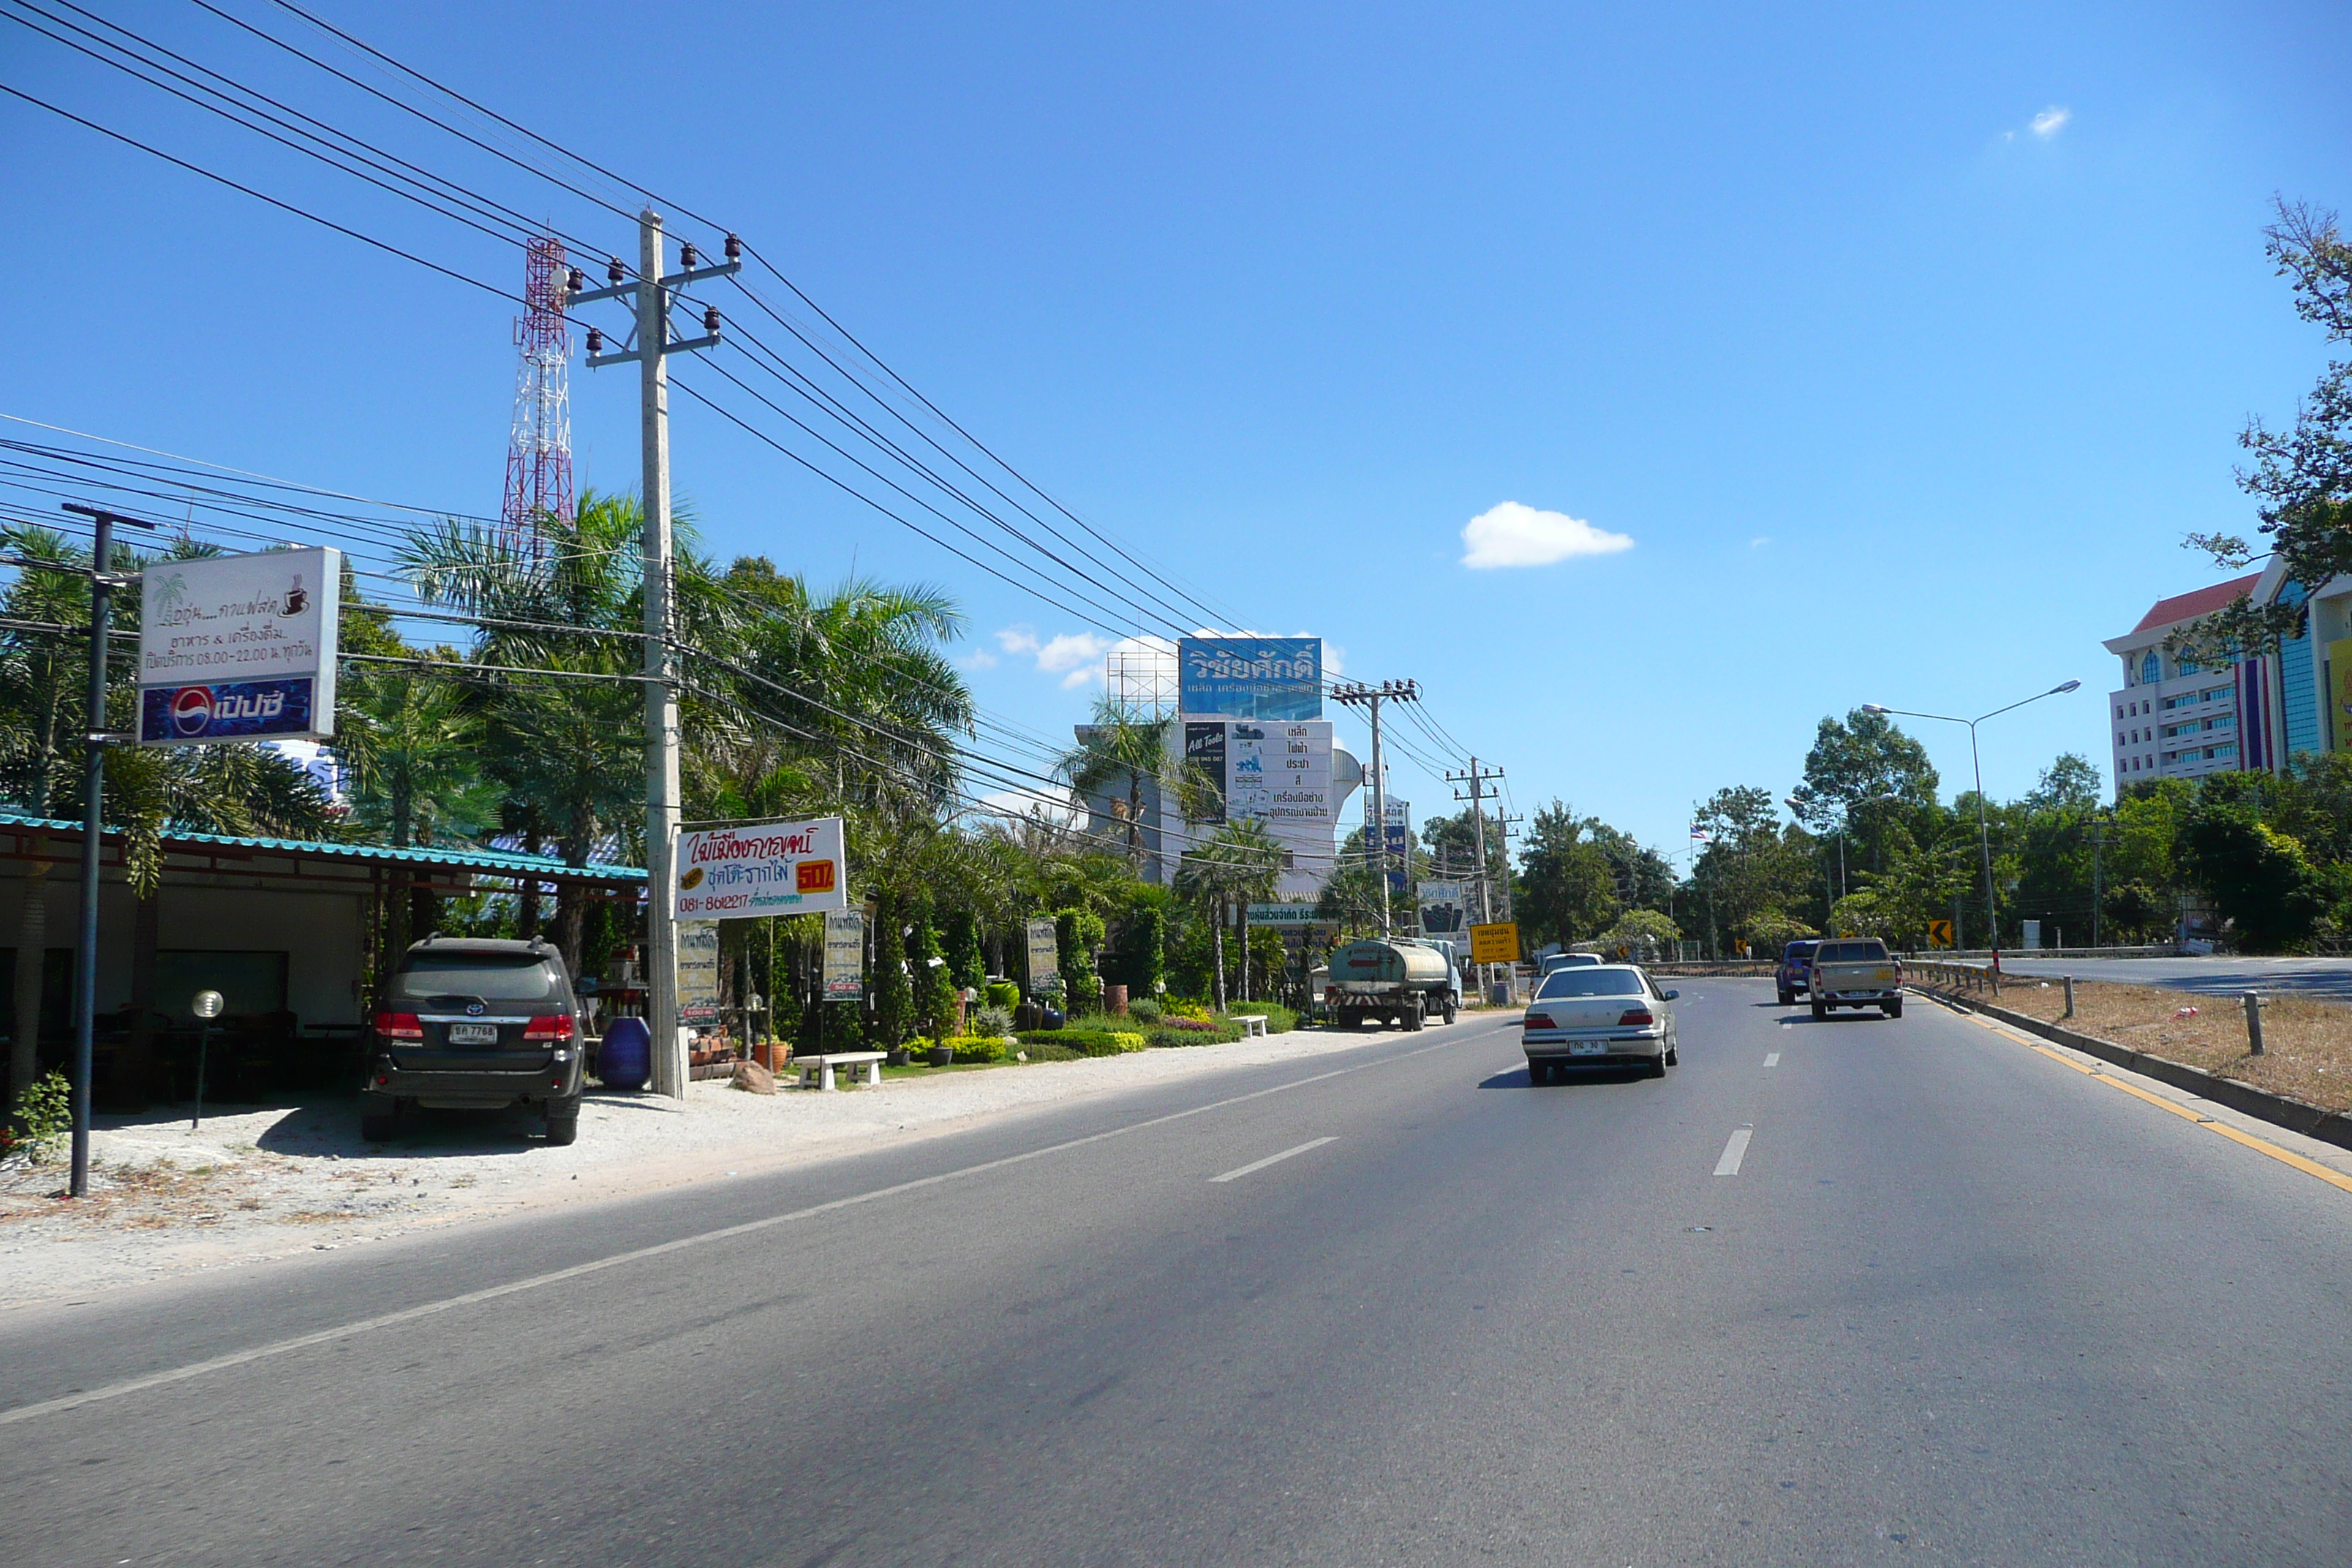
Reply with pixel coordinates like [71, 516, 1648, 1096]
[821, 911, 865, 1000]
[675, 816, 847, 920]
[677, 921, 720, 1024]
[1246, 902, 1324, 926]
[1417, 881, 1468, 935]
[1469, 921, 1521, 965]
[1383, 800, 1411, 895]
[137, 546, 341, 745]
[1183, 723, 1227, 824]
[1184, 720, 1335, 836]
[1026, 916, 1060, 991]
[1177, 636, 1322, 720]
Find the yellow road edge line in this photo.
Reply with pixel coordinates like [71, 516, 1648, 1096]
[2024, 1042, 2352, 1195]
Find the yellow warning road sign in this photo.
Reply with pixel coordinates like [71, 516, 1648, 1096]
[1927, 919, 1954, 948]
[1469, 922, 1521, 965]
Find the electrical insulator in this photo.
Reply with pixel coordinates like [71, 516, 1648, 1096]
[724, 233, 742, 261]
[607, 257, 625, 284]
[679, 243, 698, 270]
[566, 266, 585, 295]
[586, 327, 605, 355]
[703, 306, 721, 333]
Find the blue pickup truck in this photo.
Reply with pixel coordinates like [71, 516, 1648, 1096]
[1775, 939, 1820, 1006]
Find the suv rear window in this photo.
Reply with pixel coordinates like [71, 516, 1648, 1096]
[390, 951, 568, 1003]
[1816, 941, 1890, 962]
[1536, 968, 1646, 998]
[1782, 942, 1817, 960]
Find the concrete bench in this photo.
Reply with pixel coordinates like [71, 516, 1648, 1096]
[795, 1051, 886, 1090]
[1232, 1014, 1270, 1039]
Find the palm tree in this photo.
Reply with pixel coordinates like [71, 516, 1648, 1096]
[1174, 820, 1284, 1009]
[1058, 696, 1178, 872]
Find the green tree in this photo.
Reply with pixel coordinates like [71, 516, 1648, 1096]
[1515, 800, 1621, 950]
[1174, 821, 1282, 1009]
[1058, 697, 1179, 870]
[2179, 796, 2326, 951]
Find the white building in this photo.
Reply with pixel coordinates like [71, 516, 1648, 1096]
[2101, 573, 2260, 796]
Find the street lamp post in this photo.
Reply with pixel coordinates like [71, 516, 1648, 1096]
[1861, 682, 2081, 965]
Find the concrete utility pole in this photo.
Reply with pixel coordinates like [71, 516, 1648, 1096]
[1493, 812, 1522, 921]
[571, 216, 739, 1098]
[1333, 681, 1417, 939]
[1448, 758, 1504, 994]
[60, 502, 152, 1196]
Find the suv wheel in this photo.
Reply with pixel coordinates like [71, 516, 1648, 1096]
[545, 1108, 579, 1147]
[1777, 988, 1795, 1006]
[360, 1106, 398, 1142]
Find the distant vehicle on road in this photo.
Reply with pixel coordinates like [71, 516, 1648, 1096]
[1324, 937, 1460, 1030]
[363, 936, 587, 1145]
[1809, 938, 1901, 1019]
[1540, 951, 1605, 974]
[1519, 963, 1678, 1083]
[1776, 940, 1820, 1006]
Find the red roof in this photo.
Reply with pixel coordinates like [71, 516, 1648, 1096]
[2131, 573, 2260, 634]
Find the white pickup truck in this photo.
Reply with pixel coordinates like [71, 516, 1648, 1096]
[1809, 938, 1902, 1020]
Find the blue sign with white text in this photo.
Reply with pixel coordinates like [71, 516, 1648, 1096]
[139, 677, 320, 745]
[1177, 637, 1322, 720]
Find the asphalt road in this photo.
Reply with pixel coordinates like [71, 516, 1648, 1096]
[7, 984, 2352, 1567]
[1995, 954, 2352, 1001]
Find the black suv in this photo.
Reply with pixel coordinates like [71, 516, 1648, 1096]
[1775, 940, 1820, 1006]
[363, 937, 585, 1145]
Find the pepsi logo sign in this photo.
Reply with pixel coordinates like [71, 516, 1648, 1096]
[170, 686, 213, 736]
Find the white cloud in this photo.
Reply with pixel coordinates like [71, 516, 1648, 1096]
[996, 626, 1040, 657]
[1459, 501, 1634, 570]
[962, 647, 999, 671]
[992, 624, 1112, 688]
[1749, 536, 1771, 549]
[2029, 106, 2070, 139]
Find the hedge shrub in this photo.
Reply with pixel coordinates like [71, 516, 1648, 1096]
[1147, 1018, 1243, 1047]
[939, 1034, 1013, 1063]
[1015, 1028, 1146, 1057]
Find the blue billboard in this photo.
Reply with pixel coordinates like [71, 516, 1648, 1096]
[1177, 637, 1322, 720]
[139, 678, 322, 745]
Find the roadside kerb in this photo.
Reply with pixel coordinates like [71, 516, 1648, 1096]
[1907, 968, 2352, 1155]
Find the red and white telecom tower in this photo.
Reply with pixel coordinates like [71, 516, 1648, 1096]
[500, 235, 574, 552]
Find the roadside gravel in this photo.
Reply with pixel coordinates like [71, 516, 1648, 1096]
[0, 1017, 1480, 1311]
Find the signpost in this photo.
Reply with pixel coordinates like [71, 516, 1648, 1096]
[675, 816, 847, 920]
[1469, 921, 1522, 965]
[137, 546, 341, 745]
[822, 911, 865, 1001]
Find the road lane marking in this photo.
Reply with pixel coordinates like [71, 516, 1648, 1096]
[1210, 1137, 1336, 1183]
[2023, 1043, 2352, 1196]
[1714, 1128, 1752, 1176]
[0, 1028, 1501, 1428]
[1764, 1052, 1781, 1068]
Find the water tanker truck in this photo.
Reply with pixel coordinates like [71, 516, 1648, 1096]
[1324, 937, 1459, 1030]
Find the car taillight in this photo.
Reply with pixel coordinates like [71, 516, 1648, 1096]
[1523, 1012, 1554, 1029]
[374, 1011, 423, 1040]
[524, 1015, 575, 1041]
[1618, 1009, 1654, 1027]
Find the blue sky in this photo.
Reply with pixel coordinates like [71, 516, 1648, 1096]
[6, 1, 2351, 859]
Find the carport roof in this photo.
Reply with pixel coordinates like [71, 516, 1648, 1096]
[0, 811, 646, 883]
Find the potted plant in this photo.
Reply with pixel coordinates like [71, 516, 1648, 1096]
[927, 1040, 956, 1067]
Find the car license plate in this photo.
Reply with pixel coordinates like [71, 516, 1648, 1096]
[446, 1022, 500, 1044]
[1569, 1041, 1607, 1056]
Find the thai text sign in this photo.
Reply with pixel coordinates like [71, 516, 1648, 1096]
[1247, 902, 1323, 926]
[1177, 636, 1322, 720]
[822, 911, 865, 1000]
[1469, 921, 1521, 965]
[677, 922, 720, 1025]
[675, 816, 847, 919]
[137, 546, 341, 744]
[1026, 916, 1060, 990]
[1185, 720, 1334, 832]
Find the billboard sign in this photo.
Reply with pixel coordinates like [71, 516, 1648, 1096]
[1183, 723, 1227, 825]
[1184, 720, 1335, 837]
[1026, 916, 1060, 991]
[822, 911, 865, 1001]
[675, 816, 847, 920]
[1417, 881, 1469, 935]
[1177, 636, 1322, 720]
[137, 546, 341, 745]
[677, 921, 720, 1024]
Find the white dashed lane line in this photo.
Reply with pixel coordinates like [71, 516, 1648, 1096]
[1764, 1052, 1781, 1068]
[1714, 1128, 1752, 1176]
[1210, 1138, 1336, 1185]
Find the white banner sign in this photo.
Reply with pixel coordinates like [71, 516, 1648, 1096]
[137, 546, 341, 745]
[1026, 916, 1060, 990]
[675, 816, 848, 919]
[822, 911, 865, 1001]
[677, 921, 720, 1025]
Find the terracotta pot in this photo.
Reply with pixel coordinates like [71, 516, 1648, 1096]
[1104, 984, 1128, 1015]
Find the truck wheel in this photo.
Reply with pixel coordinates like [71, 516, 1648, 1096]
[1442, 1001, 1458, 1025]
[1777, 989, 1795, 1006]
[1404, 1003, 1425, 1032]
[1811, 998, 1827, 1022]
[1883, 1000, 1903, 1019]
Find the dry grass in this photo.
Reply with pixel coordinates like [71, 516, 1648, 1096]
[1963, 976, 2352, 1113]
[0, 1158, 259, 1229]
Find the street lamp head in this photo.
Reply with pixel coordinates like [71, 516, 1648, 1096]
[2052, 679, 2081, 694]
[1859, 704, 1889, 715]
